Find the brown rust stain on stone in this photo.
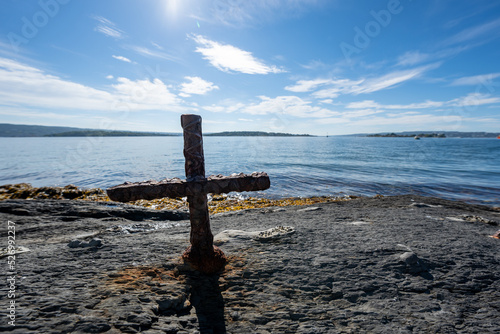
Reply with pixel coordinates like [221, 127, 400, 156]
[106, 265, 185, 292]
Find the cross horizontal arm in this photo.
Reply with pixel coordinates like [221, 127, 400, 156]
[107, 172, 270, 202]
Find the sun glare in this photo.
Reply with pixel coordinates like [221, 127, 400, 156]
[165, 0, 182, 19]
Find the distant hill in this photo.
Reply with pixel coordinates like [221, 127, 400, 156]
[0, 123, 88, 137]
[0, 124, 312, 137]
[205, 131, 312, 137]
[348, 131, 499, 138]
[46, 130, 179, 137]
[0, 124, 179, 137]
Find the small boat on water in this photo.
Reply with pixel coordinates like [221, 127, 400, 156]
[414, 136, 421, 140]
[497, 135, 500, 139]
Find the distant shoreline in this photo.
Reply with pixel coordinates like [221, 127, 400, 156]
[0, 124, 311, 137]
[44, 131, 311, 137]
[0, 123, 498, 138]
[367, 133, 446, 138]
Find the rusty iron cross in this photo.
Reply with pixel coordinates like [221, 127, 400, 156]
[107, 114, 270, 273]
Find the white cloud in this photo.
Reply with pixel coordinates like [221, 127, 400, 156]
[346, 100, 444, 110]
[112, 55, 132, 63]
[93, 16, 124, 39]
[0, 107, 84, 120]
[106, 75, 114, 80]
[450, 73, 500, 87]
[190, 34, 285, 74]
[179, 76, 219, 97]
[202, 100, 245, 113]
[112, 77, 181, 109]
[203, 105, 226, 113]
[345, 100, 380, 109]
[0, 57, 184, 112]
[242, 95, 339, 118]
[450, 93, 500, 107]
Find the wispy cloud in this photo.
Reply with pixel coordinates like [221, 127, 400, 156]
[179, 76, 219, 97]
[397, 51, 432, 67]
[93, 16, 125, 39]
[350, 64, 441, 95]
[345, 93, 500, 111]
[127, 45, 180, 63]
[443, 18, 500, 46]
[289, 64, 441, 99]
[299, 59, 330, 71]
[151, 42, 163, 50]
[450, 73, 500, 87]
[190, 34, 285, 74]
[347, 113, 464, 128]
[206, 0, 325, 27]
[285, 78, 337, 93]
[112, 55, 132, 63]
[396, 19, 500, 68]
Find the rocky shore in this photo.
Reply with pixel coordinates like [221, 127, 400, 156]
[0, 195, 499, 333]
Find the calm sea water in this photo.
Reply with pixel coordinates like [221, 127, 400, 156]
[1, 136, 499, 206]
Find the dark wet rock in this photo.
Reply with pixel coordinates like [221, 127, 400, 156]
[73, 317, 112, 333]
[0, 195, 499, 333]
[0, 199, 188, 221]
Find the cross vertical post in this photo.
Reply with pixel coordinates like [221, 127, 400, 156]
[180, 114, 224, 273]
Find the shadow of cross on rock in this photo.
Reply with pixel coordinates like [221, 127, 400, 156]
[107, 114, 271, 274]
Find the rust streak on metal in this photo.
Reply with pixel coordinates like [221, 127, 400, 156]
[107, 173, 270, 202]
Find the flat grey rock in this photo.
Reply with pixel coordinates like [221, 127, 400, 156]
[297, 206, 322, 212]
[0, 195, 499, 333]
[214, 226, 295, 245]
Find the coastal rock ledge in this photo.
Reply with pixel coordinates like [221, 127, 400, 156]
[0, 195, 499, 333]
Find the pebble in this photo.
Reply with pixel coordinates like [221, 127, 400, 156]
[67, 238, 103, 248]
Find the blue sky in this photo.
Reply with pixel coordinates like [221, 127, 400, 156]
[1, 0, 499, 135]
